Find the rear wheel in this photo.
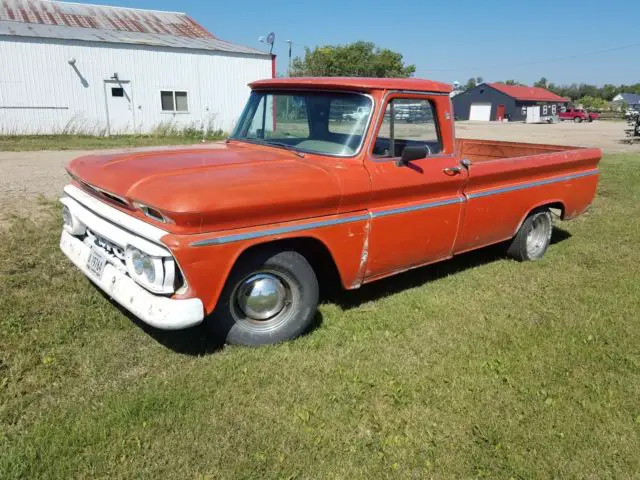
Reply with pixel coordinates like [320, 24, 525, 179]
[574, 116, 583, 123]
[210, 249, 319, 346]
[507, 210, 553, 261]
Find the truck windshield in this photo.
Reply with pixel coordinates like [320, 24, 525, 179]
[230, 91, 373, 157]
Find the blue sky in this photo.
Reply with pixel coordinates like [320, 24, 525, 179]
[79, 0, 639, 86]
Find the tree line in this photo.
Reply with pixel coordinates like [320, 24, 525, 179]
[287, 41, 636, 111]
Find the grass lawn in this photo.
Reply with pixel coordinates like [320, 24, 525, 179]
[0, 134, 225, 152]
[1, 154, 639, 478]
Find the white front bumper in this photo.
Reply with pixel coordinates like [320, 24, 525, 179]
[60, 231, 204, 330]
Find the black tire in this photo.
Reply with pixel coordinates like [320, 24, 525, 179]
[507, 210, 553, 261]
[209, 249, 319, 346]
[573, 117, 582, 123]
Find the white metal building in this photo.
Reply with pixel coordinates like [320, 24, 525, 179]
[0, 0, 273, 135]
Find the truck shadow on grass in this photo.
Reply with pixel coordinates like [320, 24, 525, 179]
[108, 227, 571, 355]
[327, 227, 572, 311]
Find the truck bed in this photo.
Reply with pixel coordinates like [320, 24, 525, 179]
[456, 138, 577, 162]
[451, 138, 601, 254]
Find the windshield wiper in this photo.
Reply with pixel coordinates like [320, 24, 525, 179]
[264, 141, 306, 158]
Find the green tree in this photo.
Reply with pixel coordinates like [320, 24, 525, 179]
[476, 76, 484, 85]
[290, 41, 416, 78]
[465, 78, 477, 90]
[497, 79, 525, 86]
[614, 100, 628, 113]
[534, 77, 548, 89]
[579, 96, 609, 111]
[601, 84, 620, 101]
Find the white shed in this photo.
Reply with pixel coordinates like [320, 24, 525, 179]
[0, 0, 274, 135]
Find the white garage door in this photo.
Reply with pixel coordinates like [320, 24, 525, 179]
[469, 103, 492, 121]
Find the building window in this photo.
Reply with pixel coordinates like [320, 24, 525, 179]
[373, 98, 441, 158]
[543, 105, 548, 115]
[111, 87, 124, 97]
[161, 90, 188, 112]
[552, 105, 557, 114]
[521, 106, 526, 115]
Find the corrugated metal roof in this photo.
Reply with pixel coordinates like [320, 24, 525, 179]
[0, 0, 270, 56]
[489, 83, 569, 103]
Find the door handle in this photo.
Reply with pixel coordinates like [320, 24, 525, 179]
[443, 166, 462, 175]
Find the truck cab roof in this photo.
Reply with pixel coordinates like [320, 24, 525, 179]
[249, 77, 453, 94]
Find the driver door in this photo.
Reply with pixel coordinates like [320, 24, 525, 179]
[363, 93, 468, 280]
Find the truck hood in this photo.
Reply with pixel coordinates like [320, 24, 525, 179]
[67, 142, 343, 234]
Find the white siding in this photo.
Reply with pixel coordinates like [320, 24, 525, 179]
[0, 36, 272, 134]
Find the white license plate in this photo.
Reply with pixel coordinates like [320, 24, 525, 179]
[86, 248, 107, 279]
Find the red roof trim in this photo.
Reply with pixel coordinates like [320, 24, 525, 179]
[488, 83, 569, 102]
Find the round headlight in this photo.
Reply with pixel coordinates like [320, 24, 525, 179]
[63, 205, 73, 227]
[131, 249, 145, 275]
[142, 256, 155, 283]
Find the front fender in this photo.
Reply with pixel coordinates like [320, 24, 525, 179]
[163, 213, 371, 315]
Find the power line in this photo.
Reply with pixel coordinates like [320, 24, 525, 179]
[415, 42, 640, 73]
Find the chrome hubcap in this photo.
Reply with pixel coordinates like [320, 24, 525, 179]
[236, 273, 287, 321]
[526, 215, 551, 258]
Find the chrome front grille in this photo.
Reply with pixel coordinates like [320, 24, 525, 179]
[85, 228, 126, 267]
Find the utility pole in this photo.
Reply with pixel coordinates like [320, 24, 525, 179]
[285, 40, 293, 121]
[286, 40, 293, 76]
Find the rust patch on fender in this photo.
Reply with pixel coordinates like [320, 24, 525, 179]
[351, 216, 371, 289]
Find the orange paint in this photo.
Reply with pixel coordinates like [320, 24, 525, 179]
[66, 77, 601, 316]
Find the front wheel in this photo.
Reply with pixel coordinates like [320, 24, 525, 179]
[507, 210, 553, 261]
[210, 249, 319, 346]
[574, 117, 583, 123]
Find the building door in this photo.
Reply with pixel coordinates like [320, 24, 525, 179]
[526, 106, 540, 123]
[496, 104, 505, 121]
[469, 103, 492, 121]
[104, 80, 134, 135]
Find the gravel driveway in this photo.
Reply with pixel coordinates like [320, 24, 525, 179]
[455, 120, 637, 153]
[0, 144, 225, 223]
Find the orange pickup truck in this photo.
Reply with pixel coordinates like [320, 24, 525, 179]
[60, 77, 601, 345]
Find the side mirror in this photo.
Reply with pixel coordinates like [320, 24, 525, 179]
[397, 145, 427, 166]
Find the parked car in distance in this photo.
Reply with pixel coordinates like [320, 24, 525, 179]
[342, 106, 370, 121]
[60, 77, 602, 346]
[559, 108, 599, 123]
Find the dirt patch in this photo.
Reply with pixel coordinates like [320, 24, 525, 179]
[0, 143, 226, 224]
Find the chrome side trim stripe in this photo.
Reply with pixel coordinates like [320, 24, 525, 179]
[191, 169, 599, 247]
[370, 197, 463, 218]
[466, 169, 599, 200]
[191, 214, 371, 247]
[191, 196, 464, 247]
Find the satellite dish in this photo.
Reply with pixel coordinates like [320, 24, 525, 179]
[266, 32, 275, 53]
[266, 32, 276, 45]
